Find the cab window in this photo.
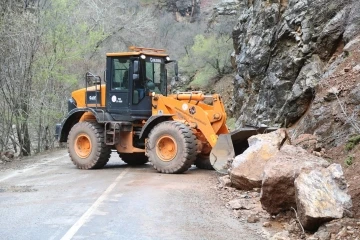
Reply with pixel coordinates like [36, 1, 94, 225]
[112, 58, 130, 90]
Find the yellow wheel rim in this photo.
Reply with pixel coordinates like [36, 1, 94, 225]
[156, 135, 177, 162]
[74, 134, 92, 158]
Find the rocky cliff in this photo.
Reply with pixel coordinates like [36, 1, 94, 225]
[232, 0, 360, 145]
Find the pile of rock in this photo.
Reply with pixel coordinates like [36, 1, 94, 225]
[222, 129, 353, 236]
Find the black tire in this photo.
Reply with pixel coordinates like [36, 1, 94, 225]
[194, 155, 214, 170]
[118, 152, 148, 165]
[147, 121, 197, 174]
[67, 121, 111, 169]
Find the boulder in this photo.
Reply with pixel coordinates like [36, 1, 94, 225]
[294, 164, 353, 231]
[230, 129, 289, 190]
[260, 145, 329, 215]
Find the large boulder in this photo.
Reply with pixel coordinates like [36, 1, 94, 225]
[230, 129, 289, 190]
[260, 145, 329, 214]
[295, 164, 353, 231]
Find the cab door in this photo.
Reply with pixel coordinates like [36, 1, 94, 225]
[106, 57, 130, 114]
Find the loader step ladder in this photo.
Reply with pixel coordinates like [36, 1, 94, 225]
[104, 122, 132, 145]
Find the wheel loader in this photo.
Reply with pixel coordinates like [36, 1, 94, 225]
[55, 47, 273, 173]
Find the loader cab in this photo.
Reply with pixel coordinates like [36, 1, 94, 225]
[105, 49, 169, 121]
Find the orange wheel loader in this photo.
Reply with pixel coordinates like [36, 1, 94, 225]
[55, 47, 273, 174]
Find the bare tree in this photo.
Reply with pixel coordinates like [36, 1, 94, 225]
[0, 4, 41, 156]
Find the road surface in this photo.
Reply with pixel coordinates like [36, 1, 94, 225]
[0, 150, 264, 240]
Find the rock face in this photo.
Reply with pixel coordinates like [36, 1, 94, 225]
[290, 36, 360, 147]
[260, 145, 329, 214]
[232, 0, 360, 128]
[230, 129, 289, 190]
[295, 164, 353, 231]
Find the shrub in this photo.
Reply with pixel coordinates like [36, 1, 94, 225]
[345, 155, 354, 167]
[345, 135, 360, 151]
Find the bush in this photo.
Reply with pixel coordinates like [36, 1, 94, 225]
[345, 135, 360, 151]
[345, 155, 354, 167]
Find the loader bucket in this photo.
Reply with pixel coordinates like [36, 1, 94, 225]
[210, 127, 278, 174]
[210, 134, 235, 174]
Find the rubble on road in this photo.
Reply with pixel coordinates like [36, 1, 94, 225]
[215, 128, 358, 239]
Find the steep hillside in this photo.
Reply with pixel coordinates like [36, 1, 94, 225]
[231, 0, 360, 217]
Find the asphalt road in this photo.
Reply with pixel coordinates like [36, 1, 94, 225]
[0, 150, 264, 240]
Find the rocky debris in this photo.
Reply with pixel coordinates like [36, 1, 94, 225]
[307, 218, 360, 240]
[228, 198, 255, 210]
[260, 145, 329, 215]
[218, 175, 232, 187]
[247, 214, 260, 223]
[230, 129, 289, 190]
[270, 231, 290, 240]
[263, 221, 272, 228]
[295, 164, 353, 231]
[217, 177, 269, 224]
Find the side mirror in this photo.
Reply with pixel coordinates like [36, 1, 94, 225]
[133, 60, 140, 81]
[174, 61, 179, 81]
[133, 60, 139, 74]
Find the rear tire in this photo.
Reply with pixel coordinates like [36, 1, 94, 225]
[67, 122, 111, 169]
[194, 155, 214, 170]
[118, 152, 148, 165]
[147, 121, 197, 174]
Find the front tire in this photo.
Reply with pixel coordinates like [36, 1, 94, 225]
[147, 121, 197, 174]
[118, 152, 148, 165]
[67, 122, 111, 169]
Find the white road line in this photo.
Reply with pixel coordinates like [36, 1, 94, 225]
[0, 154, 69, 183]
[60, 168, 129, 240]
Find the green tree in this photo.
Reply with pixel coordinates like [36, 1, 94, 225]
[180, 34, 233, 87]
